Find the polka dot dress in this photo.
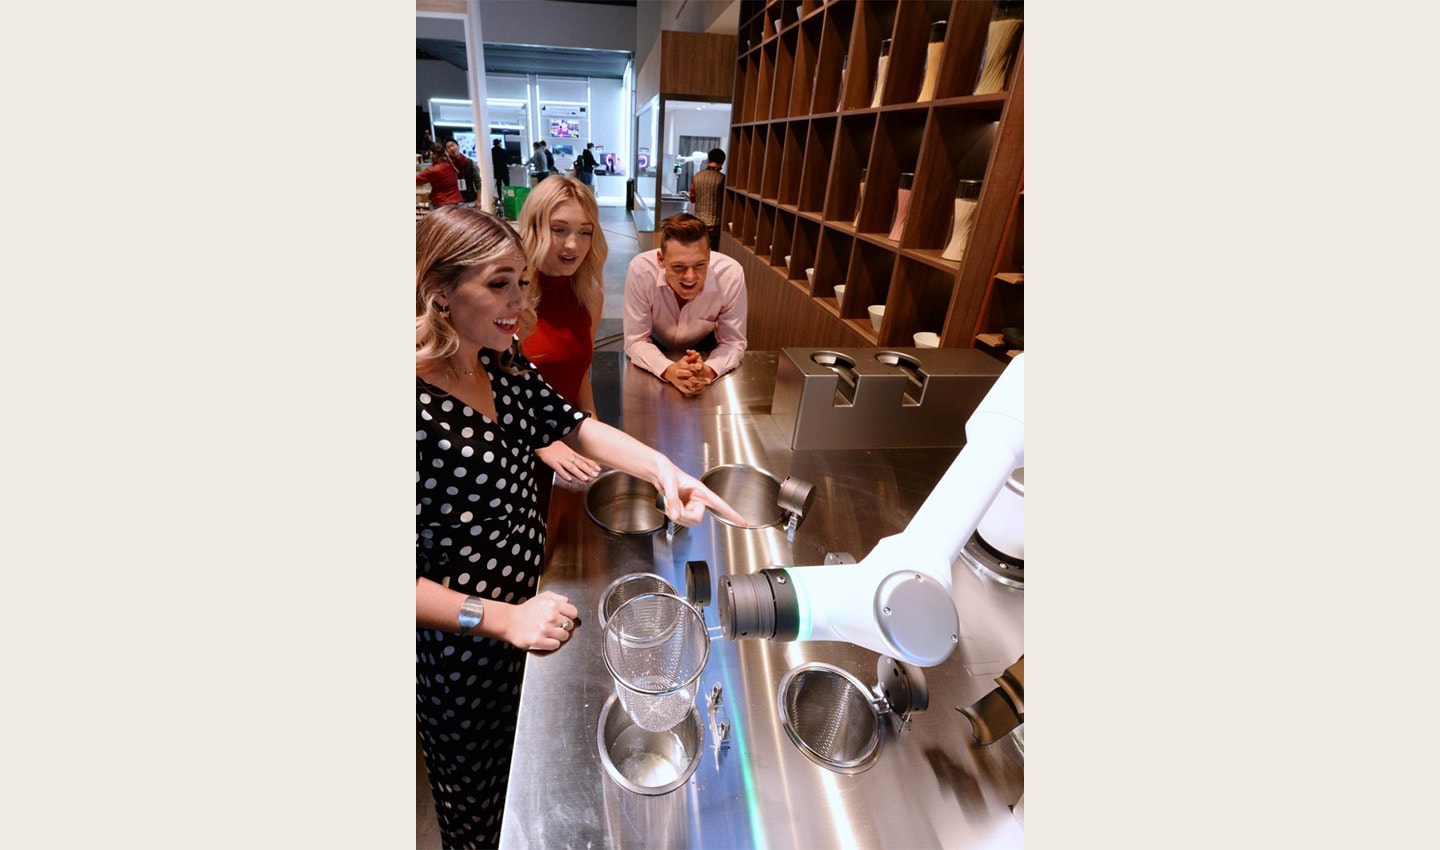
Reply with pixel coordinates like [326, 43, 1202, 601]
[416, 348, 587, 850]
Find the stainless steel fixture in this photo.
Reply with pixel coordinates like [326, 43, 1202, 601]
[596, 693, 704, 796]
[500, 352, 1024, 850]
[771, 347, 1005, 450]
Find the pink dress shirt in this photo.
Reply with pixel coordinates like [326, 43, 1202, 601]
[622, 249, 748, 380]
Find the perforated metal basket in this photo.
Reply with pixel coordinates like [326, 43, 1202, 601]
[602, 592, 710, 733]
[597, 573, 677, 629]
[776, 663, 883, 774]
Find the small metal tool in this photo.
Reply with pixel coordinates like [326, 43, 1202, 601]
[706, 681, 730, 769]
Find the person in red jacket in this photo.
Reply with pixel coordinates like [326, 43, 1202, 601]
[443, 138, 479, 206]
[417, 144, 463, 208]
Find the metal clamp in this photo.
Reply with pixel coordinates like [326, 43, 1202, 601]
[777, 476, 816, 541]
[706, 681, 730, 768]
[873, 656, 930, 733]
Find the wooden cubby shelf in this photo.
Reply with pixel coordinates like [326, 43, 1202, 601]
[723, 0, 1023, 352]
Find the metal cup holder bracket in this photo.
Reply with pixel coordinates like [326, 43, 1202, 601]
[771, 347, 1006, 450]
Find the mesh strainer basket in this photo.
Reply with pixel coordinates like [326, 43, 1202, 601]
[602, 592, 710, 733]
[777, 663, 884, 774]
[597, 573, 677, 629]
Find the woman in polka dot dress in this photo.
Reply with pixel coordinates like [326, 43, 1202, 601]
[415, 206, 747, 849]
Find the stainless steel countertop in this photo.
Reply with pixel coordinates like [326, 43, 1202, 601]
[500, 351, 1024, 849]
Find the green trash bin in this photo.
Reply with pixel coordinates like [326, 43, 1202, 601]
[502, 185, 529, 220]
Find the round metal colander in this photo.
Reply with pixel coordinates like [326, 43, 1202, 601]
[602, 592, 710, 733]
[776, 663, 883, 774]
[597, 572, 677, 629]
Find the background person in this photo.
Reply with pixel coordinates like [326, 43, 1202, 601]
[491, 138, 511, 198]
[517, 175, 608, 501]
[526, 141, 548, 186]
[416, 144, 462, 208]
[688, 147, 727, 250]
[574, 142, 598, 189]
[416, 206, 747, 849]
[622, 212, 747, 396]
[444, 137, 479, 206]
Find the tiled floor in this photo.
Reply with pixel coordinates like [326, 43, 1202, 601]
[417, 203, 642, 849]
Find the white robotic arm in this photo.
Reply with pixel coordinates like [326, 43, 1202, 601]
[718, 354, 1025, 667]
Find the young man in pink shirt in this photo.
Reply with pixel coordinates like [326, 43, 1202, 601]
[622, 213, 748, 396]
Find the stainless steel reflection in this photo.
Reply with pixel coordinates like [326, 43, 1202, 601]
[500, 352, 1024, 850]
[699, 463, 783, 527]
[596, 693, 704, 796]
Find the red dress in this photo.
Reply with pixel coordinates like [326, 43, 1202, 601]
[524, 273, 594, 406]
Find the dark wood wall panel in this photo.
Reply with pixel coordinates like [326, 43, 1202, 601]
[661, 32, 741, 100]
[721, 235, 869, 350]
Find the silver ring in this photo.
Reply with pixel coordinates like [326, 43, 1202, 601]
[561, 617, 572, 631]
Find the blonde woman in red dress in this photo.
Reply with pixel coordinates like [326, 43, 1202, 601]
[516, 175, 608, 495]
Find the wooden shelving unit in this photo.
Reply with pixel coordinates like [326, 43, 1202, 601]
[721, 0, 1024, 351]
[973, 177, 1024, 360]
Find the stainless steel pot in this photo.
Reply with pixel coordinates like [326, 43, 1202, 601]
[596, 693, 704, 796]
[586, 470, 665, 535]
[699, 464, 783, 528]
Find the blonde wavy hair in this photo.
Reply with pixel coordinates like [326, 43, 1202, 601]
[515, 174, 607, 339]
[415, 206, 529, 378]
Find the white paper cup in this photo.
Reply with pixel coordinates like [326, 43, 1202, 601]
[805, 267, 815, 286]
[784, 254, 792, 267]
[868, 305, 885, 333]
[833, 285, 846, 307]
[913, 332, 940, 348]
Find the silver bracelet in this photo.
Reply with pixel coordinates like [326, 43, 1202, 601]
[457, 596, 485, 636]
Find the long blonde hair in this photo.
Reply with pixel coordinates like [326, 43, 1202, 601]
[515, 174, 607, 339]
[415, 206, 529, 378]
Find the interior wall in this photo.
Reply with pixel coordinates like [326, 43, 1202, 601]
[634, 5, 663, 108]
[418, 1, 633, 50]
[664, 106, 731, 156]
[636, 0, 737, 106]
[667, 0, 735, 34]
[418, 59, 469, 106]
[478, 0, 634, 51]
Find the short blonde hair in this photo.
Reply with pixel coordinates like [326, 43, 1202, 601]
[415, 206, 529, 377]
[515, 174, 608, 339]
